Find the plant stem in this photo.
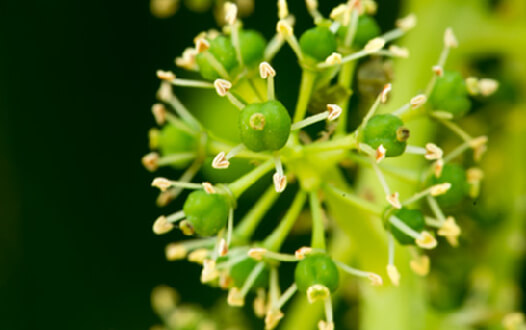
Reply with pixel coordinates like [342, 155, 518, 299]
[293, 70, 317, 123]
[309, 190, 326, 250]
[228, 159, 274, 198]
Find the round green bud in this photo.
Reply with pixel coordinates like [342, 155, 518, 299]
[428, 163, 468, 208]
[196, 36, 238, 80]
[429, 71, 471, 118]
[158, 124, 198, 169]
[362, 114, 408, 157]
[229, 258, 269, 289]
[238, 100, 291, 152]
[337, 15, 381, 48]
[294, 253, 339, 294]
[299, 26, 337, 62]
[390, 208, 426, 245]
[183, 190, 229, 236]
[239, 30, 266, 67]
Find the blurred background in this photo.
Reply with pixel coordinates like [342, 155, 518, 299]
[1, 0, 525, 329]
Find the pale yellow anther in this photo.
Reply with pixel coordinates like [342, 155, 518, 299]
[254, 289, 267, 318]
[277, 20, 293, 37]
[367, 273, 383, 286]
[195, 37, 210, 53]
[248, 247, 267, 261]
[469, 135, 488, 149]
[434, 159, 444, 178]
[227, 287, 245, 306]
[175, 50, 198, 71]
[416, 231, 437, 249]
[438, 216, 461, 237]
[218, 238, 228, 256]
[467, 167, 484, 183]
[381, 83, 392, 103]
[502, 312, 525, 330]
[327, 104, 342, 121]
[212, 151, 230, 169]
[157, 81, 173, 101]
[306, 284, 330, 303]
[387, 192, 402, 209]
[430, 183, 451, 196]
[151, 103, 167, 125]
[329, 4, 348, 22]
[188, 248, 209, 264]
[318, 320, 335, 330]
[152, 177, 172, 192]
[142, 152, 160, 172]
[202, 182, 216, 194]
[410, 255, 430, 276]
[219, 272, 233, 289]
[396, 13, 417, 31]
[376, 144, 386, 163]
[410, 94, 427, 109]
[306, 0, 318, 11]
[214, 79, 233, 97]
[265, 309, 284, 330]
[278, 0, 289, 20]
[364, 37, 385, 53]
[295, 246, 313, 259]
[224, 2, 238, 25]
[325, 52, 342, 66]
[156, 70, 176, 81]
[386, 264, 400, 286]
[425, 143, 443, 160]
[201, 259, 219, 283]
[273, 172, 287, 193]
[433, 65, 444, 77]
[153, 215, 174, 235]
[165, 243, 188, 261]
[444, 27, 458, 48]
[388, 45, 410, 58]
[478, 78, 499, 97]
[466, 77, 480, 95]
[259, 61, 276, 79]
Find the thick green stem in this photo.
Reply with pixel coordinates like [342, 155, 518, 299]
[309, 190, 326, 250]
[228, 159, 274, 198]
[293, 70, 317, 123]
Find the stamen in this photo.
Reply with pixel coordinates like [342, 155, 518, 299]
[227, 287, 245, 306]
[142, 152, 160, 172]
[273, 155, 287, 193]
[165, 243, 188, 261]
[389, 215, 422, 241]
[151, 104, 167, 125]
[375, 145, 386, 163]
[224, 2, 238, 25]
[425, 143, 443, 160]
[444, 27, 458, 48]
[410, 94, 427, 109]
[430, 183, 451, 196]
[156, 70, 176, 81]
[415, 231, 437, 249]
[335, 261, 383, 286]
[386, 264, 400, 287]
[254, 288, 266, 317]
[277, 20, 304, 62]
[478, 78, 499, 96]
[466, 77, 480, 95]
[295, 246, 313, 259]
[248, 248, 298, 262]
[324, 52, 343, 65]
[372, 162, 391, 196]
[433, 65, 444, 77]
[259, 61, 276, 100]
[467, 167, 484, 198]
[433, 159, 444, 177]
[212, 151, 230, 169]
[327, 104, 342, 121]
[188, 248, 209, 264]
[214, 78, 232, 96]
[170, 78, 215, 89]
[152, 177, 203, 191]
[202, 182, 216, 194]
[388, 45, 410, 58]
[278, 0, 289, 20]
[277, 283, 298, 308]
[265, 309, 284, 329]
[202, 52, 229, 78]
[201, 259, 220, 283]
[156, 160, 201, 207]
[410, 255, 430, 276]
[364, 37, 386, 53]
[230, 262, 266, 306]
[437, 216, 461, 247]
[175, 47, 198, 71]
[153, 215, 175, 235]
[381, 83, 392, 104]
[291, 105, 339, 131]
[396, 13, 417, 32]
[179, 220, 195, 236]
[195, 37, 210, 53]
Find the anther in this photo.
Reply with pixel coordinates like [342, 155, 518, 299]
[188, 248, 208, 264]
[259, 62, 276, 78]
[142, 152, 159, 172]
[214, 79, 232, 96]
[444, 27, 458, 48]
[153, 216, 174, 235]
[248, 247, 267, 261]
[151, 104, 167, 125]
[295, 246, 312, 259]
[277, 20, 293, 37]
[224, 2, 238, 25]
[416, 231, 437, 249]
[228, 287, 245, 306]
[318, 320, 334, 330]
[425, 143, 443, 160]
[218, 238, 228, 256]
[278, 0, 289, 20]
[433, 65, 444, 77]
[386, 264, 400, 286]
[466, 77, 479, 95]
[152, 177, 172, 192]
[195, 37, 210, 53]
[380, 83, 392, 103]
[212, 151, 230, 169]
[201, 259, 219, 283]
[202, 182, 216, 194]
[479, 78, 499, 97]
[165, 243, 188, 261]
[330, 4, 348, 22]
[434, 159, 444, 177]
[273, 172, 287, 193]
[396, 13, 417, 31]
[430, 183, 451, 196]
[175, 47, 198, 70]
[387, 192, 402, 209]
[156, 70, 176, 81]
[410, 255, 430, 276]
[179, 220, 195, 236]
[376, 144, 386, 163]
[364, 37, 386, 53]
[388, 45, 410, 58]
[437, 216, 461, 239]
[265, 309, 284, 329]
[327, 104, 342, 121]
[367, 273, 383, 286]
[410, 94, 427, 109]
[325, 52, 343, 65]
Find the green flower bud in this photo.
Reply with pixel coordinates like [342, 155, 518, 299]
[239, 30, 266, 67]
[196, 36, 238, 80]
[429, 71, 471, 118]
[362, 114, 408, 157]
[158, 124, 198, 169]
[183, 190, 230, 236]
[299, 26, 337, 62]
[390, 208, 426, 245]
[238, 100, 291, 152]
[294, 253, 339, 294]
[338, 15, 381, 48]
[428, 163, 468, 208]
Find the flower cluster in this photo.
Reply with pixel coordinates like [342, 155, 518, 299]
[144, 1, 498, 329]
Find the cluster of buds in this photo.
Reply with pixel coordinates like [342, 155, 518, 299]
[144, 1, 497, 328]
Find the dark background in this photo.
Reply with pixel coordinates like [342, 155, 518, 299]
[0, 1, 398, 329]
